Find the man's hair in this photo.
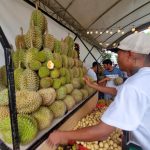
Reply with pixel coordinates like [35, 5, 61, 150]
[102, 59, 112, 65]
[92, 61, 99, 67]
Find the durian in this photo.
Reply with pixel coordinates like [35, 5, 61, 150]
[56, 86, 67, 100]
[114, 77, 123, 86]
[53, 40, 61, 53]
[40, 77, 53, 88]
[35, 51, 47, 62]
[52, 79, 61, 89]
[65, 84, 74, 94]
[50, 69, 60, 79]
[16, 90, 42, 114]
[71, 89, 83, 103]
[20, 68, 39, 91]
[32, 107, 54, 130]
[38, 66, 50, 78]
[0, 115, 38, 144]
[0, 106, 9, 121]
[0, 89, 8, 106]
[63, 95, 75, 111]
[49, 101, 66, 118]
[29, 60, 42, 71]
[38, 88, 56, 106]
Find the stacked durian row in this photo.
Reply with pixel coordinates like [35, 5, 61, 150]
[0, 4, 96, 145]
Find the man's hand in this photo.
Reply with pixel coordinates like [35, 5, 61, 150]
[47, 130, 68, 147]
[83, 76, 94, 86]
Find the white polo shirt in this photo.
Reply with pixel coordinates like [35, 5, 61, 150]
[87, 68, 97, 81]
[101, 67, 150, 150]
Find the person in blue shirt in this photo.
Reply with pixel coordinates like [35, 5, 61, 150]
[102, 59, 123, 77]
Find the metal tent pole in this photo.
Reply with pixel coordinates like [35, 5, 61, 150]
[0, 26, 20, 150]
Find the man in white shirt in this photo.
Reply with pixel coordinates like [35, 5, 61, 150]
[47, 32, 150, 150]
[87, 61, 99, 81]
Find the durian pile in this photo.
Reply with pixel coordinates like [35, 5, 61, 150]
[74, 108, 123, 150]
[0, 3, 96, 146]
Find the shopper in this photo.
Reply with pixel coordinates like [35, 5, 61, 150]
[87, 61, 99, 81]
[102, 59, 123, 77]
[47, 32, 150, 150]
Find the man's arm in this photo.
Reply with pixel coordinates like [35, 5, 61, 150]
[47, 121, 116, 146]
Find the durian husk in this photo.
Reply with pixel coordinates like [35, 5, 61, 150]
[16, 90, 42, 114]
[15, 27, 26, 49]
[20, 68, 39, 91]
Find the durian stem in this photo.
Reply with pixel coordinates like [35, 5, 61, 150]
[20, 27, 23, 36]
[35, 0, 39, 10]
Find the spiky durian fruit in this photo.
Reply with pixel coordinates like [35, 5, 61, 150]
[60, 68, 67, 76]
[80, 89, 89, 99]
[25, 47, 38, 67]
[53, 53, 62, 69]
[29, 60, 41, 71]
[38, 88, 56, 106]
[114, 77, 123, 86]
[68, 69, 73, 80]
[0, 106, 9, 121]
[74, 58, 79, 67]
[61, 55, 68, 68]
[53, 79, 61, 89]
[25, 25, 43, 50]
[16, 90, 42, 114]
[30, 5, 46, 34]
[60, 76, 66, 85]
[82, 66, 88, 75]
[60, 39, 68, 55]
[65, 84, 74, 94]
[0, 66, 7, 86]
[35, 51, 47, 62]
[0, 115, 38, 144]
[56, 86, 67, 100]
[12, 49, 26, 69]
[32, 107, 54, 130]
[65, 69, 71, 84]
[0, 84, 6, 91]
[15, 27, 26, 49]
[38, 66, 50, 78]
[64, 34, 74, 57]
[78, 60, 83, 67]
[20, 68, 39, 91]
[71, 78, 81, 89]
[53, 40, 61, 53]
[43, 31, 55, 50]
[71, 89, 83, 103]
[42, 48, 54, 61]
[49, 100, 66, 118]
[79, 67, 84, 77]
[50, 69, 60, 79]
[0, 89, 8, 106]
[40, 77, 53, 88]
[72, 67, 80, 78]
[84, 85, 96, 95]
[63, 95, 75, 111]
[68, 57, 74, 68]
[14, 66, 24, 90]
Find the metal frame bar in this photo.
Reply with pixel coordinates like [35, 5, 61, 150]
[87, 0, 122, 29]
[83, 46, 94, 62]
[103, 12, 150, 43]
[94, 1, 150, 40]
[108, 21, 150, 48]
[0, 26, 20, 150]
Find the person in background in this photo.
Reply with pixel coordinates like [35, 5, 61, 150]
[101, 59, 123, 100]
[102, 59, 123, 77]
[47, 32, 150, 150]
[87, 61, 99, 81]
